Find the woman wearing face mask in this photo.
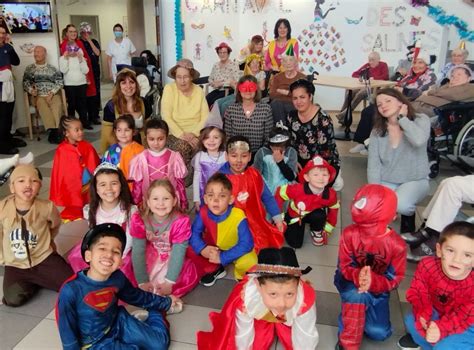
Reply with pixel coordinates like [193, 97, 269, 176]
[106, 23, 136, 82]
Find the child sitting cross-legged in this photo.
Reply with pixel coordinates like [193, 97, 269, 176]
[56, 223, 180, 349]
[1, 165, 73, 307]
[398, 221, 474, 350]
[219, 135, 284, 252]
[197, 247, 319, 349]
[189, 173, 257, 287]
[275, 155, 339, 248]
[334, 184, 407, 350]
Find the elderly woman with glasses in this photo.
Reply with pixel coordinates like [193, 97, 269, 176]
[161, 58, 209, 183]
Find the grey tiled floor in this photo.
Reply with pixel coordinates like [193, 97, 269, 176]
[0, 95, 469, 349]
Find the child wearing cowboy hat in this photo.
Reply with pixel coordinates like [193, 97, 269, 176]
[56, 223, 182, 349]
[197, 247, 319, 349]
[275, 155, 339, 247]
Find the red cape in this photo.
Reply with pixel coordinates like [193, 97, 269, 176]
[50, 141, 99, 211]
[60, 39, 97, 97]
[226, 167, 284, 252]
[197, 276, 316, 350]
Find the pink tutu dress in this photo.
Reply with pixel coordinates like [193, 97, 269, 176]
[67, 203, 138, 286]
[130, 211, 199, 297]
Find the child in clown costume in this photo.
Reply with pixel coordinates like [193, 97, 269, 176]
[334, 184, 407, 350]
[197, 247, 319, 349]
[275, 155, 339, 248]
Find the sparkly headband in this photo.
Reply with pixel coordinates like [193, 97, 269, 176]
[93, 162, 118, 176]
[249, 263, 312, 276]
[269, 134, 290, 144]
[228, 140, 250, 152]
[238, 80, 258, 93]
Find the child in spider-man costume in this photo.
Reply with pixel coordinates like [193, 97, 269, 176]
[398, 221, 474, 350]
[334, 184, 407, 350]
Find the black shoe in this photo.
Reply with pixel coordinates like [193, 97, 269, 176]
[401, 227, 438, 248]
[407, 234, 438, 263]
[12, 130, 26, 138]
[0, 147, 19, 155]
[400, 214, 416, 234]
[397, 334, 420, 349]
[92, 118, 101, 125]
[200, 265, 226, 287]
[83, 124, 94, 130]
[11, 137, 27, 148]
[0, 166, 15, 186]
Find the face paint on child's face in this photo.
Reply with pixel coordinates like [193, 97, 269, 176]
[257, 279, 299, 316]
[226, 149, 251, 174]
[146, 128, 167, 153]
[115, 121, 134, 146]
[436, 235, 474, 281]
[96, 173, 121, 206]
[146, 186, 177, 219]
[204, 182, 233, 216]
[85, 236, 123, 281]
[303, 167, 330, 191]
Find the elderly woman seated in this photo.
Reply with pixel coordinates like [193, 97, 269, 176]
[437, 47, 471, 85]
[412, 64, 474, 117]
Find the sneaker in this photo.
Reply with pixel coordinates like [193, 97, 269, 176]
[310, 230, 326, 246]
[407, 237, 437, 263]
[200, 265, 226, 287]
[359, 149, 368, 156]
[397, 334, 420, 349]
[349, 143, 366, 153]
[401, 227, 430, 247]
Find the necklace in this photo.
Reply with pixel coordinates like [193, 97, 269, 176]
[243, 103, 255, 117]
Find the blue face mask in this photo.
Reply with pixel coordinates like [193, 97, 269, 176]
[114, 31, 123, 38]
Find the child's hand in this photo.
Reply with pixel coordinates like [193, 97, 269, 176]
[201, 245, 218, 259]
[419, 316, 428, 330]
[194, 202, 200, 212]
[275, 221, 285, 232]
[425, 321, 441, 343]
[208, 249, 221, 264]
[156, 281, 173, 296]
[358, 266, 371, 293]
[272, 148, 284, 163]
[139, 282, 155, 293]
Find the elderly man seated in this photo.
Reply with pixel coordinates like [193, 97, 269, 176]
[412, 64, 474, 118]
[22, 45, 64, 143]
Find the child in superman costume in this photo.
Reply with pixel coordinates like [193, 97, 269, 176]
[56, 223, 180, 349]
[334, 184, 407, 350]
[197, 247, 319, 349]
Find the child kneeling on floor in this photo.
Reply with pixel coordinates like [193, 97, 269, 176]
[398, 221, 474, 350]
[334, 184, 407, 350]
[56, 223, 180, 349]
[275, 155, 339, 247]
[1, 164, 73, 307]
[190, 172, 257, 287]
[197, 247, 319, 349]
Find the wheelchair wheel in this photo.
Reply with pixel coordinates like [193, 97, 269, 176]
[428, 161, 439, 179]
[454, 119, 474, 158]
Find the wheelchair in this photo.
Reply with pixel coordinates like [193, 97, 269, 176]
[428, 100, 474, 178]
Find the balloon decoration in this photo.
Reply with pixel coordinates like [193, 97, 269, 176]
[409, 1, 474, 42]
[174, 0, 183, 61]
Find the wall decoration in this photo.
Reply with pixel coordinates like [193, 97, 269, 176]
[19, 42, 35, 55]
[393, 6, 406, 27]
[314, 0, 336, 22]
[223, 25, 233, 40]
[194, 43, 202, 60]
[411, 0, 430, 7]
[262, 21, 270, 45]
[278, 0, 291, 13]
[207, 35, 213, 48]
[345, 16, 363, 25]
[243, 0, 255, 14]
[214, 0, 225, 13]
[255, 0, 268, 12]
[184, 0, 197, 12]
[191, 22, 205, 30]
[174, 0, 183, 61]
[410, 16, 421, 26]
[201, 0, 213, 13]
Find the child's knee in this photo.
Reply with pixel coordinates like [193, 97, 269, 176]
[3, 285, 34, 307]
[365, 323, 392, 341]
[234, 252, 258, 279]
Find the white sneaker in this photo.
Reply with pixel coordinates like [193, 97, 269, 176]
[18, 152, 34, 165]
[167, 300, 183, 315]
[0, 154, 19, 175]
[349, 143, 366, 153]
[359, 149, 368, 156]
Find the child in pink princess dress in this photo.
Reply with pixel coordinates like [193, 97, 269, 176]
[129, 119, 188, 210]
[67, 163, 139, 285]
[130, 179, 199, 301]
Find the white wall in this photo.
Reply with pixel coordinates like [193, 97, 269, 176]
[160, 0, 474, 110]
[143, 0, 157, 54]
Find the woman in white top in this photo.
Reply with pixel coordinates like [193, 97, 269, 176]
[59, 24, 91, 129]
[106, 23, 136, 82]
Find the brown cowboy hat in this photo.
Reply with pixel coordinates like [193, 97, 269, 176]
[167, 58, 200, 80]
